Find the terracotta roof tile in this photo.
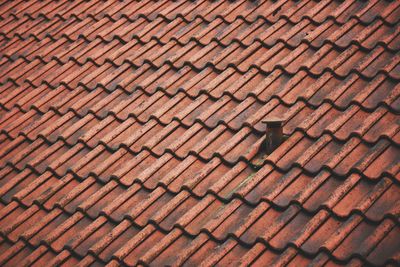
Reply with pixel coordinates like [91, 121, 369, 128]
[0, 0, 399, 266]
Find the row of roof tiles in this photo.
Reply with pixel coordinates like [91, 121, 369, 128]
[1, 120, 399, 176]
[1, 0, 399, 24]
[1, 20, 399, 86]
[1, 93, 398, 145]
[1, 151, 399, 221]
[0, 13, 399, 50]
[1, 66, 399, 112]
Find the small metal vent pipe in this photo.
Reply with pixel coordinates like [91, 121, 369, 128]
[262, 117, 284, 154]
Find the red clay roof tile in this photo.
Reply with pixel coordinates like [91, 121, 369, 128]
[0, 0, 399, 266]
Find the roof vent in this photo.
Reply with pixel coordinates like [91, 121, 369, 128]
[262, 117, 284, 154]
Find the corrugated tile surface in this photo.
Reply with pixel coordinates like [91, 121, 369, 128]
[0, 0, 399, 266]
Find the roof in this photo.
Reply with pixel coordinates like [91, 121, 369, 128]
[0, 0, 399, 266]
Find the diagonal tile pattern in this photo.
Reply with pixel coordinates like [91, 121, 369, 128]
[0, 0, 399, 266]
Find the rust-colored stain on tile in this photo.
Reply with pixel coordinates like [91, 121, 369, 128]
[0, 0, 399, 266]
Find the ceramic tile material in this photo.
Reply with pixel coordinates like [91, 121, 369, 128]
[0, 0, 399, 266]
